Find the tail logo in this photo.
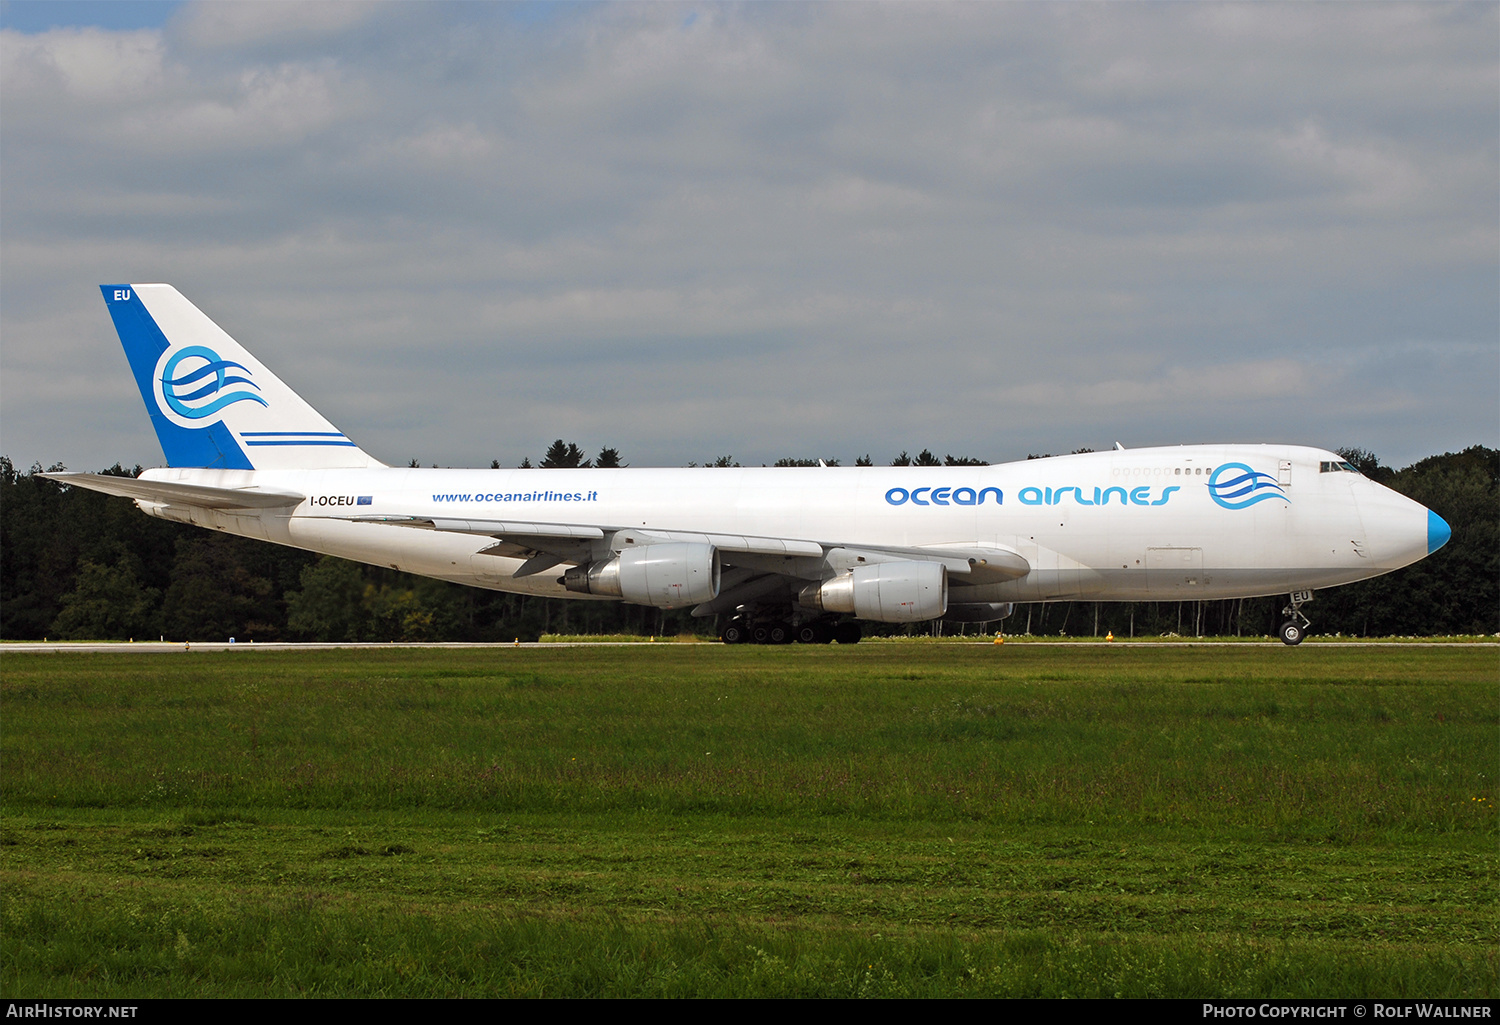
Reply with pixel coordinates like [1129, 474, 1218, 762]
[153, 344, 268, 426]
[1207, 462, 1288, 510]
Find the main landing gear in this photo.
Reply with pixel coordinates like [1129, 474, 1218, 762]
[1279, 590, 1313, 646]
[720, 613, 862, 645]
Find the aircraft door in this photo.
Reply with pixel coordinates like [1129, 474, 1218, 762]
[1145, 547, 1204, 593]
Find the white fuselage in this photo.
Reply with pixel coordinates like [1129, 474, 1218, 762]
[136, 444, 1434, 605]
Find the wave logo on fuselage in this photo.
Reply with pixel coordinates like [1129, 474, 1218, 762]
[154, 345, 267, 424]
[1207, 462, 1287, 510]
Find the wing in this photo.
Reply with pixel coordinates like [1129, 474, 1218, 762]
[333, 514, 1030, 610]
[343, 514, 825, 578]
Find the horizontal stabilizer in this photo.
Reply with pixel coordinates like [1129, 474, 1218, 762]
[41, 472, 304, 509]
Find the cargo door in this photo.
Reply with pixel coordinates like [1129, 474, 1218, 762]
[1145, 547, 1204, 593]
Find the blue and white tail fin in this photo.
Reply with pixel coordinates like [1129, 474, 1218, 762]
[102, 284, 384, 470]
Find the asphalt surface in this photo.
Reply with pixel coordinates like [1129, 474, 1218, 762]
[2, 640, 1491, 653]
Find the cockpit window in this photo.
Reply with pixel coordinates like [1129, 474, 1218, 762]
[1320, 461, 1362, 474]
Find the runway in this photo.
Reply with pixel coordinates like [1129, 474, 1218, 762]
[2, 639, 1492, 653]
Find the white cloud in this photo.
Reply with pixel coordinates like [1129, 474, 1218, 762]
[0, 3, 1493, 471]
[0, 26, 164, 102]
[172, 0, 384, 50]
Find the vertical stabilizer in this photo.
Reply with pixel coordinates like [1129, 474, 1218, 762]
[101, 284, 383, 470]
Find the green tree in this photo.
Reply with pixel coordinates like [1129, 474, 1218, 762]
[287, 557, 370, 641]
[161, 536, 276, 640]
[51, 550, 159, 640]
[541, 441, 591, 468]
[363, 583, 433, 641]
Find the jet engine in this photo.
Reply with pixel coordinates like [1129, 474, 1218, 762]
[798, 561, 947, 623]
[564, 542, 720, 609]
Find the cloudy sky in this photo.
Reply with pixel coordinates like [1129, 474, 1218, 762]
[2, 1, 1495, 472]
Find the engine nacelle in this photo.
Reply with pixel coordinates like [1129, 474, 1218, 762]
[798, 561, 947, 623]
[563, 542, 720, 609]
[942, 602, 1014, 623]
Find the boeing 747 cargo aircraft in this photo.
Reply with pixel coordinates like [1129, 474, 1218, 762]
[45, 284, 1451, 645]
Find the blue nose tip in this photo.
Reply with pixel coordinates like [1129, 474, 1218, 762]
[1427, 509, 1451, 554]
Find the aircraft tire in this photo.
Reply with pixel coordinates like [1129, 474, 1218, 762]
[1279, 621, 1305, 646]
[721, 621, 747, 645]
[752, 624, 772, 645]
[833, 621, 862, 645]
[796, 623, 824, 644]
[768, 622, 792, 645]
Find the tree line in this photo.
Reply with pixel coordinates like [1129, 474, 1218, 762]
[422, 440, 996, 470]
[2, 445, 1493, 642]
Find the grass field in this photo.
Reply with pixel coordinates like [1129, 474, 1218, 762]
[2, 645, 1495, 997]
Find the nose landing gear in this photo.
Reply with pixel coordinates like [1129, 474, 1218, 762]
[1279, 590, 1314, 645]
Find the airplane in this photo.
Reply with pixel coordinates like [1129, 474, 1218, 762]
[44, 283, 1451, 646]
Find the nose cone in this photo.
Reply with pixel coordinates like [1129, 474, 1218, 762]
[1427, 509, 1451, 555]
[1356, 480, 1446, 571]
